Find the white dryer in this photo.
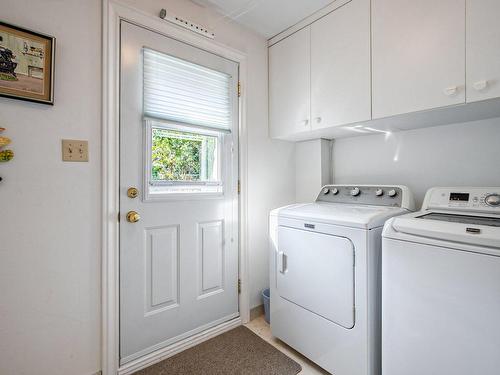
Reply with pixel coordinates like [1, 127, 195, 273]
[382, 187, 500, 375]
[269, 185, 415, 375]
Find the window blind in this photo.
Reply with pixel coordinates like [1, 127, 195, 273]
[143, 48, 232, 131]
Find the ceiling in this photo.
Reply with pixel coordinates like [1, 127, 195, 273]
[193, 0, 334, 39]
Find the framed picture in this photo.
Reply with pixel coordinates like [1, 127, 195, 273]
[0, 21, 55, 105]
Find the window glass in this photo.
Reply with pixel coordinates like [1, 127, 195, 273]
[151, 127, 219, 183]
[147, 122, 223, 196]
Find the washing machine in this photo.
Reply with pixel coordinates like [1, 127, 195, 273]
[269, 185, 415, 375]
[382, 187, 500, 375]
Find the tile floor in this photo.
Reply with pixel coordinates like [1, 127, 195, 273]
[245, 316, 331, 375]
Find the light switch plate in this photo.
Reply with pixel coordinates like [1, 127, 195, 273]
[62, 139, 89, 162]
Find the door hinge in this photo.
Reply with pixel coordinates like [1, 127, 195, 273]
[237, 180, 241, 194]
[238, 278, 241, 294]
[118, 212, 120, 223]
[237, 81, 241, 97]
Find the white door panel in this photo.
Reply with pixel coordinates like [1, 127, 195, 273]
[198, 220, 225, 296]
[120, 22, 239, 363]
[146, 226, 179, 312]
[269, 27, 311, 138]
[311, 0, 371, 128]
[277, 226, 355, 329]
[372, 0, 466, 118]
[466, 0, 500, 103]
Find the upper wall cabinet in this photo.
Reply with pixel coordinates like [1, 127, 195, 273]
[269, 26, 311, 138]
[466, 0, 500, 103]
[269, 0, 500, 141]
[269, 0, 371, 139]
[311, 0, 371, 129]
[372, 0, 466, 119]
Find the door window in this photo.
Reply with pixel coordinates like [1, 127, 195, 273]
[142, 47, 233, 198]
[146, 120, 223, 196]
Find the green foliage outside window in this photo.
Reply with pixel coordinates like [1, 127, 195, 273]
[151, 128, 217, 181]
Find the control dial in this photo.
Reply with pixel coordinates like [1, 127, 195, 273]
[485, 194, 500, 207]
[331, 188, 339, 195]
[351, 187, 361, 196]
[322, 187, 330, 195]
[388, 189, 397, 198]
[375, 188, 384, 197]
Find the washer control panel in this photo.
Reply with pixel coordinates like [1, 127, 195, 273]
[424, 187, 500, 213]
[316, 185, 404, 207]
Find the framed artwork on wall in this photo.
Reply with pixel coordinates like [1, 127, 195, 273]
[0, 21, 55, 105]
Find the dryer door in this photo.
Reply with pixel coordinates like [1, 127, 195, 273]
[277, 226, 355, 329]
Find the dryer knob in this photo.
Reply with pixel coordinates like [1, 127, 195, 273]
[388, 189, 397, 198]
[375, 188, 384, 197]
[485, 194, 500, 207]
[331, 188, 339, 195]
[351, 187, 360, 196]
[322, 187, 330, 195]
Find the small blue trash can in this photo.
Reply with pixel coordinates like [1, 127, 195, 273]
[262, 288, 270, 324]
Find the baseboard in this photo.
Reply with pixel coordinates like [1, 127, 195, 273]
[117, 317, 242, 375]
[250, 304, 264, 321]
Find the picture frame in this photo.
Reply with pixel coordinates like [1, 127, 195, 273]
[0, 21, 55, 105]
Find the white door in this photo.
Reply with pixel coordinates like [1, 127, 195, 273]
[311, 0, 371, 129]
[277, 226, 355, 329]
[120, 22, 239, 364]
[372, 0, 465, 118]
[269, 27, 311, 139]
[466, 0, 500, 103]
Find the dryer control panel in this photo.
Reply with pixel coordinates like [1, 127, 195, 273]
[423, 187, 500, 214]
[316, 185, 413, 209]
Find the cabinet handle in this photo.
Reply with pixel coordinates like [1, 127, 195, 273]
[301, 119, 309, 126]
[473, 80, 488, 91]
[443, 86, 458, 96]
[315, 117, 322, 123]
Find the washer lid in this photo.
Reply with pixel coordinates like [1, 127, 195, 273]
[276, 202, 409, 229]
[417, 212, 500, 227]
[384, 211, 500, 250]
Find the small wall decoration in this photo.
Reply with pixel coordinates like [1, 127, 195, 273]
[0, 127, 13, 161]
[0, 127, 13, 183]
[0, 21, 55, 105]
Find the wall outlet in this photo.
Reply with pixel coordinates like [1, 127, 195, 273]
[62, 139, 88, 162]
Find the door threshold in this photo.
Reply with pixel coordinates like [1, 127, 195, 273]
[118, 316, 241, 375]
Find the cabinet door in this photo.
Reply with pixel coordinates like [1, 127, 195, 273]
[372, 0, 465, 119]
[311, 0, 371, 129]
[269, 27, 311, 138]
[466, 0, 500, 103]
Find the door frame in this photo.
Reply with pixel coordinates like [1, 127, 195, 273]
[102, 1, 250, 374]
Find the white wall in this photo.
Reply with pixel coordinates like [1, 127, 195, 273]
[333, 118, 500, 207]
[0, 1, 102, 375]
[0, 1, 295, 374]
[295, 139, 332, 202]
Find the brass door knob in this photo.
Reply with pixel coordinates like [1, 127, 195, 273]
[127, 187, 139, 198]
[126, 211, 140, 223]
